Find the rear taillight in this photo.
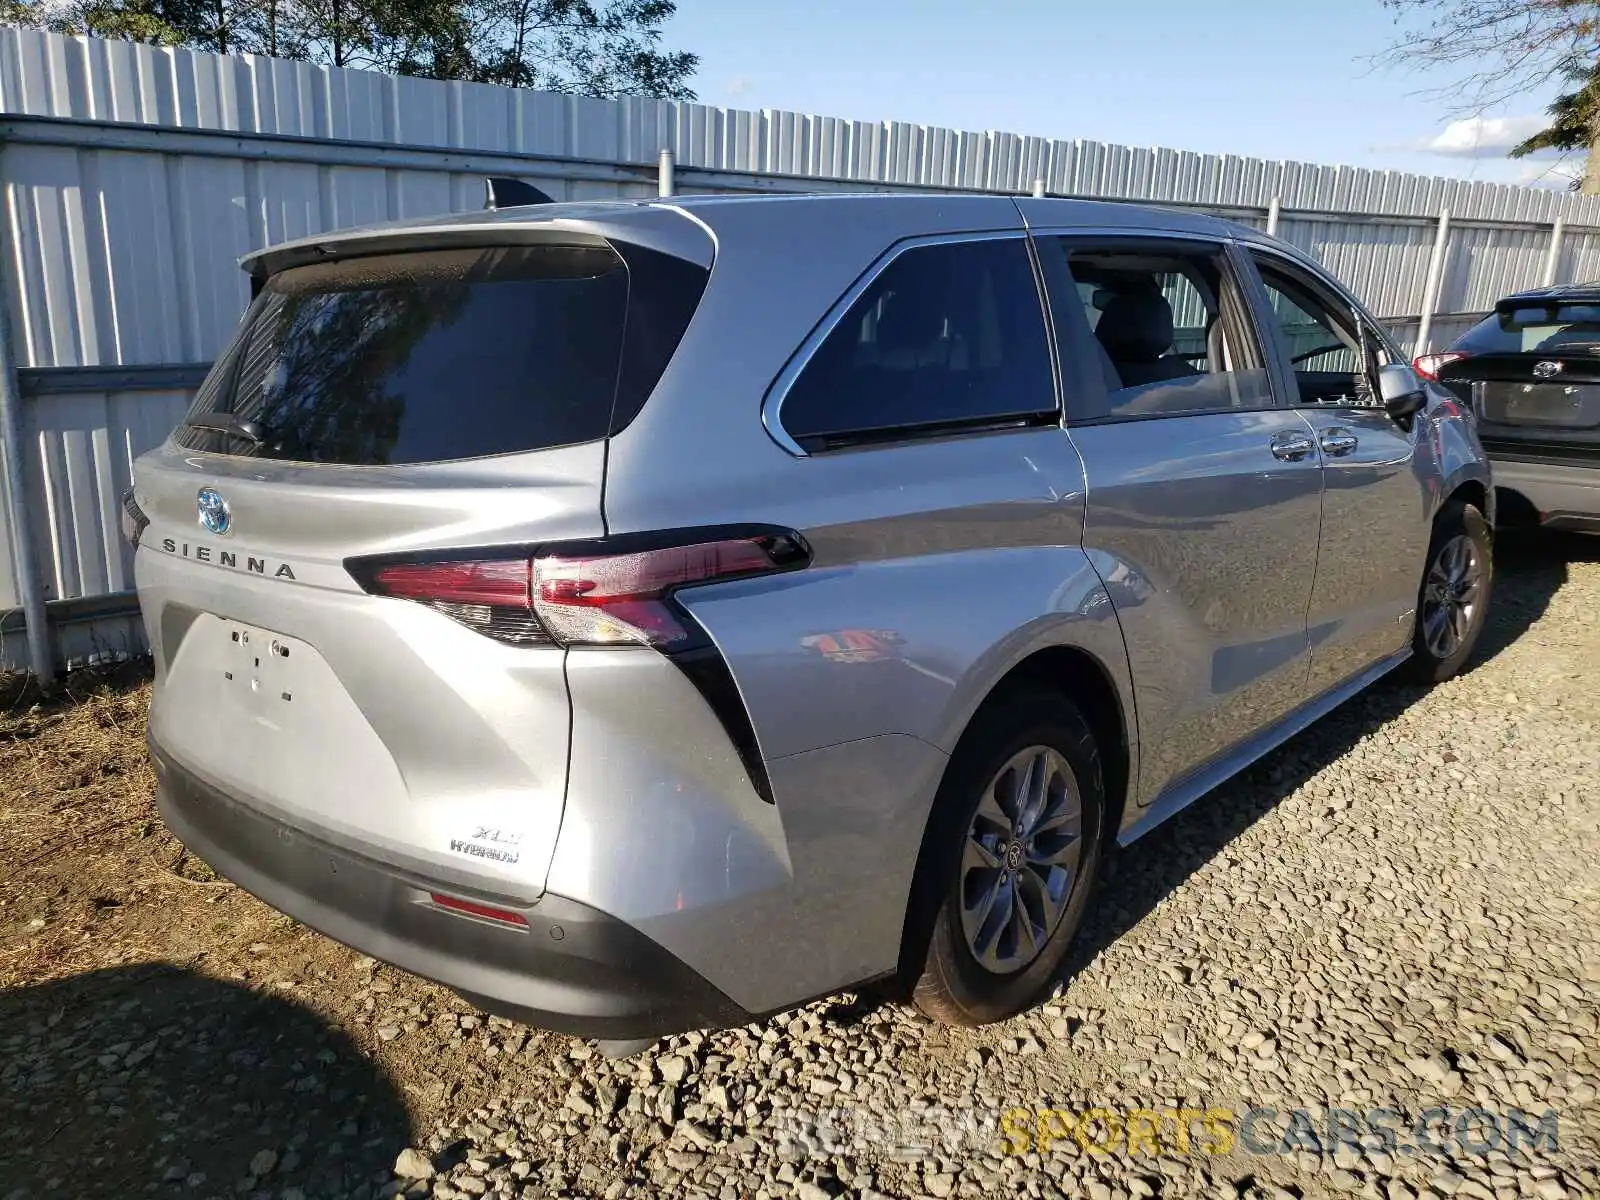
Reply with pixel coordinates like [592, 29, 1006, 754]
[351, 530, 808, 649]
[1413, 352, 1467, 381]
[365, 557, 547, 645]
[370, 558, 532, 606]
[534, 540, 780, 647]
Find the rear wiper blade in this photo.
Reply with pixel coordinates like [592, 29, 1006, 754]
[186, 413, 270, 444]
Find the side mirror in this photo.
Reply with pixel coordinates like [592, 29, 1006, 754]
[1378, 362, 1427, 425]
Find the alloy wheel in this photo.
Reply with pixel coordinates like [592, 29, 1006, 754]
[958, 745, 1084, 975]
[1421, 533, 1484, 661]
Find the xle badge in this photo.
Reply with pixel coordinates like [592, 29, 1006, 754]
[448, 828, 522, 865]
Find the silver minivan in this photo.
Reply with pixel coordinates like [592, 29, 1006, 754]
[127, 194, 1493, 1041]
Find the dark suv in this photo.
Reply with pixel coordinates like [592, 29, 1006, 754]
[1418, 285, 1600, 532]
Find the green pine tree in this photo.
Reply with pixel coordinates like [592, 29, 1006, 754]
[1510, 58, 1600, 190]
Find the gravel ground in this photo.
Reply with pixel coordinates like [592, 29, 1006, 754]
[2, 533, 1597, 1200]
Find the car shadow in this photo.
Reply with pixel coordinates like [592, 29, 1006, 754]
[1472, 529, 1600, 664]
[0, 964, 412, 1199]
[1061, 528, 1591, 986]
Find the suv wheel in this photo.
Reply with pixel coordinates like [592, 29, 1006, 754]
[1406, 498, 1493, 684]
[907, 685, 1105, 1026]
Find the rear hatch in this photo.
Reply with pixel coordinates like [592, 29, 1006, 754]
[133, 217, 710, 898]
[1438, 298, 1600, 463]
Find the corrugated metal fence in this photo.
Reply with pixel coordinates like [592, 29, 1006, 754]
[6, 27, 1600, 672]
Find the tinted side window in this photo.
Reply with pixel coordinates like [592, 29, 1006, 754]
[780, 237, 1055, 450]
[1038, 238, 1273, 421]
[1250, 255, 1381, 408]
[610, 242, 711, 432]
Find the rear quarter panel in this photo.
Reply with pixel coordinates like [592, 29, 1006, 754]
[596, 425, 1137, 1012]
[658, 461, 1135, 1011]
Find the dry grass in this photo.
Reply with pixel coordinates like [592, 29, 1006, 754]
[0, 662, 283, 991]
[0, 663, 434, 1197]
[0, 659, 559, 1156]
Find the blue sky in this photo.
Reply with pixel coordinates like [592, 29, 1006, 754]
[668, 0, 1575, 188]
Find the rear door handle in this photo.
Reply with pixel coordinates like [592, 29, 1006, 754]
[1319, 428, 1358, 457]
[1269, 430, 1316, 462]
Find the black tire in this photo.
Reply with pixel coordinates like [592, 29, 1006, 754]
[1404, 498, 1493, 684]
[904, 684, 1105, 1026]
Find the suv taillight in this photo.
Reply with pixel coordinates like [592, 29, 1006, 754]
[350, 530, 809, 649]
[1413, 351, 1468, 381]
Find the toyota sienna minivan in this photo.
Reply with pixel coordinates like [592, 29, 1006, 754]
[128, 193, 1493, 1042]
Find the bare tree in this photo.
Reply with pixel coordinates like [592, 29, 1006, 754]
[1377, 1, 1600, 190]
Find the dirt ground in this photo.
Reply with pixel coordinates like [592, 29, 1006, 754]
[0, 660, 580, 1198]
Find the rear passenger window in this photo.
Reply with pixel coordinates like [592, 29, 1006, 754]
[779, 237, 1056, 451]
[1037, 239, 1273, 422]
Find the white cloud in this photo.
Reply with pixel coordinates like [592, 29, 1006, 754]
[1421, 115, 1550, 157]
[725, 75, 752, 99]
[1509, 157, 1583, 189]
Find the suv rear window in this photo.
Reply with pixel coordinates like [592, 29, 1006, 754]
[176, 241, 706, 465]
[1456, 302, 1600, 355]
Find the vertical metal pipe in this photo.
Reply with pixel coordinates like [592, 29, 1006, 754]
[0, 218, 55, 683]
[1414, 207, 1452, 356]
[1543, 217, 1566, 286]
[1031, 178, 1045, 199]
[658, 149, 675, 197]
[1265, 195, 1281, 238]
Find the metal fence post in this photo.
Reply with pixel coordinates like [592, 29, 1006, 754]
[0, 222, 56, 683]
[1031, 179, 1045, 198]
[1265, 195, 1281, 238]
[658, 149, 675, 197]
[1414, 207, 1452, 356]
[1543, 217, 1567, 286]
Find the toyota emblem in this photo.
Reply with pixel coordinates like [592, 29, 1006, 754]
[1532, 360, 1563, 379]
[196, 487, 231, 535]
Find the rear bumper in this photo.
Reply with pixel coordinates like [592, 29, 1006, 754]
[150, 734, 752, 1039]
[1490, 455, 1600, 532]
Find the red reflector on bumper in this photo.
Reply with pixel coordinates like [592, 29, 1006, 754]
[428, 892, 529, 928]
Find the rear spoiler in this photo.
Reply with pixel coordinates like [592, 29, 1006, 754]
[1496, 295, 1600, 316]
[1494, 296, 1600, 333]
[245, 177, 563, 295]
[484, 177, 554, 210]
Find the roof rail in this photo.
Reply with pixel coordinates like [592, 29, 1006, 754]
[484, 177, 554, 211]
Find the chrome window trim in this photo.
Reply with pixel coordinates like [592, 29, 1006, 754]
[760, 229, 1045, 458]
[1023, 224, 1227, 241]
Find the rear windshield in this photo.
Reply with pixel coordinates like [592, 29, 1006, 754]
[1456, 302, 1600, 356]
[176, 241, 706, 465]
